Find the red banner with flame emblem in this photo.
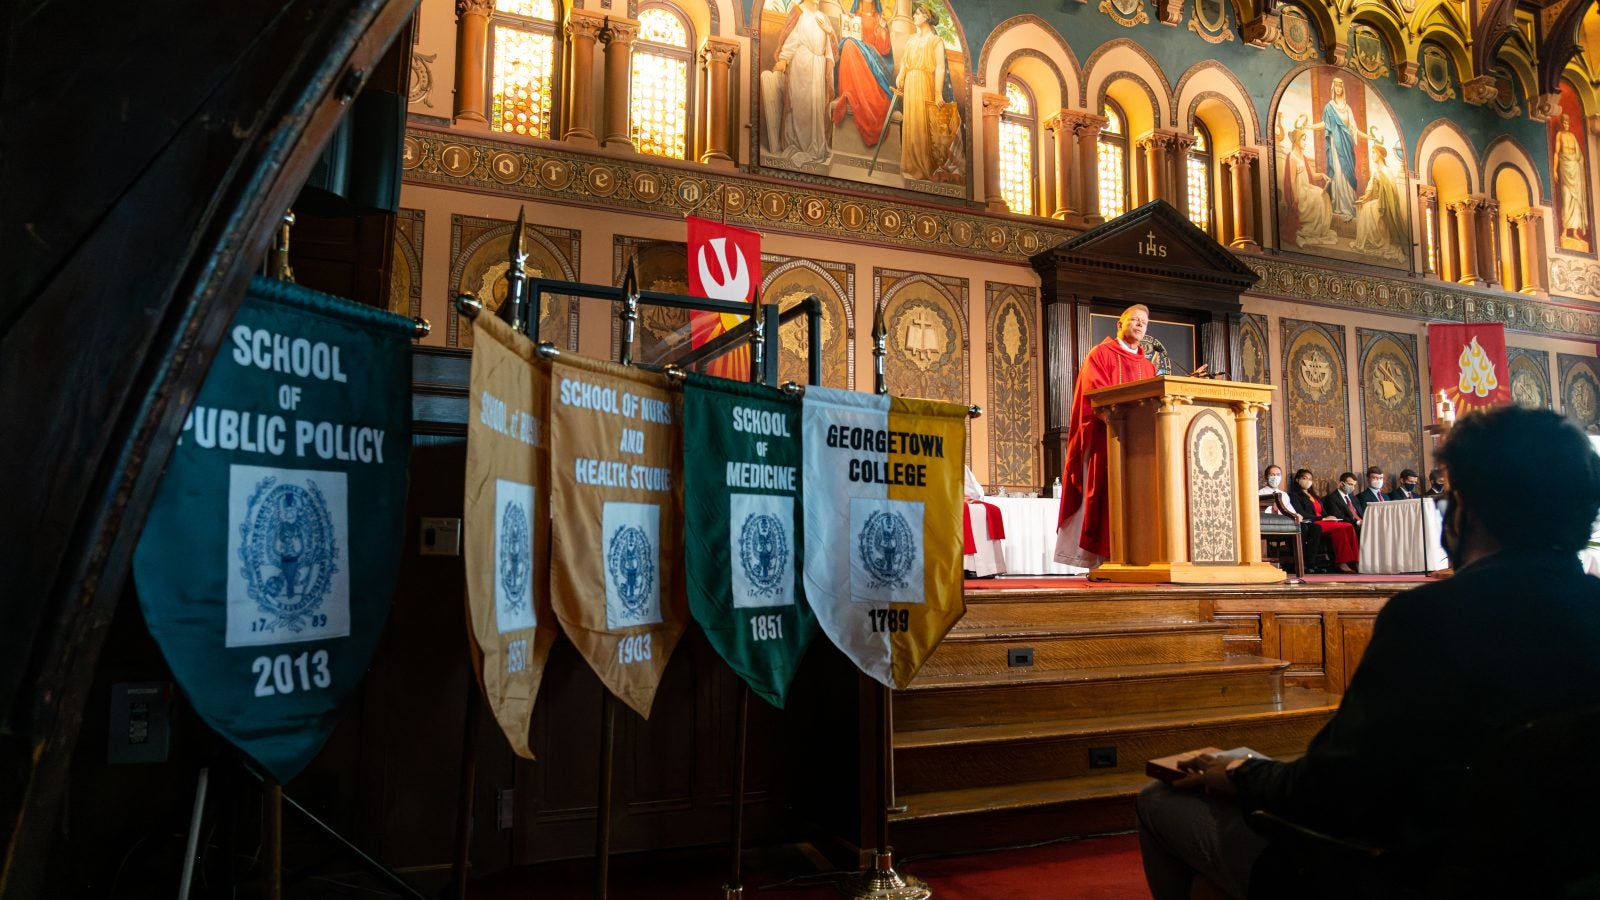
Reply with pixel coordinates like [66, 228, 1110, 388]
[1428, 323, 1510, 416]
[687, 216, 761, 380]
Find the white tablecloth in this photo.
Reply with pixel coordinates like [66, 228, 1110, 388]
[963, 502, 1007, 577]
[986, 496, 1089, 575]
[1359, 497, 1449, 575]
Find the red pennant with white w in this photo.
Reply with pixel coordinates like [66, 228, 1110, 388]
[687, 216, 761, 379]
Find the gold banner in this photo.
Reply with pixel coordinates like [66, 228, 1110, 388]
[464, 314, 557, 758]
[549, 354, 686, 718]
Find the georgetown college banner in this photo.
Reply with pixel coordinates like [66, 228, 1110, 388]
[681, 375, 817, 707]
[464, 313, 557, 758]
[548, 354, 686, 718]
[133, 277, 412, 783]
[800, 387, 968, 689]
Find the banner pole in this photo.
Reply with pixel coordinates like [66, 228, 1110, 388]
[722, 683, 751, 899]
[843, 682, 929, 899]
[451, 682, 483, 900]
[177, 767, 210, 900]
[265, 779, 283, 900]
[595, 692, 617, 899]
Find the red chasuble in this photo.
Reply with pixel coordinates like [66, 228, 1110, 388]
[1057, 338, 1157, 559]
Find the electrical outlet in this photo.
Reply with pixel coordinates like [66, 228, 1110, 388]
[108, 682, 172, 764]
[1007, 647, 1034, 667]
[496, 788, 516, 830]
[1089, 746, 1117, 769]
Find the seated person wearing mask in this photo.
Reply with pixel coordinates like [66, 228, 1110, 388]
[1423, 468, 1447, 498]
[1354, 466, 1387, 516]
[1321, 471, 1362, 532]
[1136, 406, 1600, 899]
[1259, 465, 1324, 571]
[1388, 468, 1422, 500]
[1287, 468, 1358, 573]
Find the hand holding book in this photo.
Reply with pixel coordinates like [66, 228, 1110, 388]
[1146, 747, 1269, 797]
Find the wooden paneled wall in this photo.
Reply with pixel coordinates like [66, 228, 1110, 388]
[1211, 590, 1394, 693]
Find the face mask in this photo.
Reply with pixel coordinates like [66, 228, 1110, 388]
[1369, 479, 1383, 490]
[1267, 475, 1282, 488]
[1297, 479, 1313, 490]
[1403, 481, 1419, 492]
[1432, 481, 1445, 491]
[1440, 501, 1462, 560]
[1342, 483, 1357, 495]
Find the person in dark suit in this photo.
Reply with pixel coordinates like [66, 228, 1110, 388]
[1288, 468, 1359, 573]
[1387, 467, 1422, 500]
[1423, 467, 1447, 498]
[1321, 471, 1362, 532]
[1135, 406, 1600, 899]
[1353, 465, 1387, 516]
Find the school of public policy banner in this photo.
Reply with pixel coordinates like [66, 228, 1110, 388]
[681, 375, 817, 708]
[464, 313, 557, 758]
[800, 387, 968, 689]
[133, 277, 412, 784]
[549, 354, 687, 718]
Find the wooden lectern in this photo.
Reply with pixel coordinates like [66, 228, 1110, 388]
[1086, 376, 1282, 584]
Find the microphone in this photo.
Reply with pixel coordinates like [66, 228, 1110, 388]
[1172, 360, 1219, 378]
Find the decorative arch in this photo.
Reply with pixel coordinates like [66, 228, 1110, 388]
[976, 13, 1081, 98]
[1497, 38, 1539, 102]
[1281, 0, 1339, 62]
[996, 49, 1069, 118]
[1097, 74, 1164, 141]
[1562, 69, 1600, 122]
[878, 271, 971, 408]
[1424, 146, 1476, 201]
[760, 256, 856, 390]
[1483, 134, 1545, 205]
[1346, 6, 1409, 73]
[1187, 92, 1248, 154]
[1080, 38, 1173, 126]
[1414, 29, 1469, 80]
[1173, 60, 1262, 143]
[1416, 118, 1480, 191]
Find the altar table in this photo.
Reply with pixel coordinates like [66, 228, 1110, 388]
[1358, 497, 1449, 575]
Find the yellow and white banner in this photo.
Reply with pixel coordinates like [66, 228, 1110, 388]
[464, 313, 557, 759]
[549, 355, 686, 718]
[800, 387, 967, 688]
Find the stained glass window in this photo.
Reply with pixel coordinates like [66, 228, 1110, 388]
[489, 0, 557, 138]
[630, 6, 692, 159]
[1098, 101, 1128, 220]
[1187, 124, 1212, 234]
[998, 79, 1036, 216]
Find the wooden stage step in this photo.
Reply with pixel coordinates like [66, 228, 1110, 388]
[921, 620, 1230, 676]
[898, 656, 1291, 731]
[952, 594, 1207, 628]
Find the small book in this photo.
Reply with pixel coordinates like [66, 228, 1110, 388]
[1145, 746, 1268, 782]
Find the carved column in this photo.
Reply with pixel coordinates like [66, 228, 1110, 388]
[1417, 185, 1440, 276]
[982, 91, 1009, 212]
[563, 11, 606, 145]
[1046, 113, 1076, 220]
[1513, 209, 1546, 293]
[1155, 395, 1191, 565]
[1478, 198, 1500, 288]
[453, 0, 494, 129]
[600, 18, 639, 151]
[699, 38, 738, 166]
[1438, 194, 1457, 282]
[1223, 149, 1260, 250]
[1232, 401, 1268, 565]
[1450, 198, 1482, 285]
[1069, 112, 1108, 226]
[1138, 133, 1167, 207]
[1218, 150, 1237, 243]
[1169, 130, 1195, 218]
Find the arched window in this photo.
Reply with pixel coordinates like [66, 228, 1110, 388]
[488, 0, 560, 138]
[997, 78, 1037, 216]
[1098, 100, 1129, 220]
[630, 5, 693, 159]
[1187, 123, 1213, 234]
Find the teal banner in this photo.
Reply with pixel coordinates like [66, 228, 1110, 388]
[134, 277, 412, 783]
[681, 375, 816, 707]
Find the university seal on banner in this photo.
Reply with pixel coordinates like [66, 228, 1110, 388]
[607, 525, 656, 623]
[738, 513, 788, 599]
[239, 475, 338, 634]
[498, 500, 531, 616]
[859, 510, 916, 590]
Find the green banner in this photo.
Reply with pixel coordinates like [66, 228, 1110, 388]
[134, 277, 412, 783]
[682, 375, 815, 707]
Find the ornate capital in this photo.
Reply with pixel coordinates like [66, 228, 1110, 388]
[1462, 75, 1500, 106]
[1241, 14, 1279, 47]
[1510, 209, 1545, 225]
[1396, 60, 1420, 88]
[1417, 184, 1438, 203]
[699, 38, 738, 66]
[456, 0, 494, 17]
[567, 12, 608, 41]
[981, 92, 1009, 117]
[1169, 131, 1196, 154]
[600, 18, 638, 45]
[1222, 148, 1259, 170]
[1531, 92, 1562, 122]
[1157, 0, 1184, 26]
[1059, 110, 1108, 136]
[1157, 395, 1195, 414]
[1449, 196, 1490, 215]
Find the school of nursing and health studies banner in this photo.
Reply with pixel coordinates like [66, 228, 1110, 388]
[681, 375, 817, 708]
[548, 354, 686, 717]
[464, 313, 558, 759]
[800, 387, 968, 690]
[686, 216, 760, 380]
[133, 277, 411, 784]
[1428, 323, 1510, 416]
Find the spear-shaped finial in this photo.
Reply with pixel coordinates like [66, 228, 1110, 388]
[872, 303, 888, 395]
[619, 255, 641, 366]
[499, 205, 530, 334]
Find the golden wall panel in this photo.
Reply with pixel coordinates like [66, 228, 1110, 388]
[876, 268, 970, 412]
[448, 214, 580, 349]
[392, 208, 424, 320]
[1559, 353, 1600, 429]
[759, 255, 856, 390]
[984, 282, 1039, 490]
[1508, 346, 1552, 409]
[611, 236, 692, 366]
[1186, 410, 1239, 563]
[1239, 312, 1271, 475]
[1281, 319, 1351, 488]
[1357, 329, 1422, 483]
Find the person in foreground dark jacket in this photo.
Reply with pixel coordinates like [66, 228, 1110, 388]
[1135, 406, 1600, 900]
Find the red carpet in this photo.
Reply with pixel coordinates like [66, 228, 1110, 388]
[967, 574, 1432, 590]
[470, 834, 1150, 898]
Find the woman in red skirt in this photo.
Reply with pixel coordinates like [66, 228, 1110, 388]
[1287, 468, 1359, 573]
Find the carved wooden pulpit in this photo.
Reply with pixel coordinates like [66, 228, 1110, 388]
[1087, 375, 1282, 584]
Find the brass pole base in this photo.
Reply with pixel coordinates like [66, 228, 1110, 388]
[839, 852, 931, 900]
[722, 885, 743, 900]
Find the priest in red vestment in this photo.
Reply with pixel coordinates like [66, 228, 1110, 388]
[1055, 305, 1200, 567]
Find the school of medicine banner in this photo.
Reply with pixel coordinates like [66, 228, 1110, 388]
[548, 355, 686, 717]
[1428, 323, 1510, 416]
[133, 277, 412, 783]
[681, 375, 817, 707]
[800, 387, 967, 689]
[464, 313, 557, 758]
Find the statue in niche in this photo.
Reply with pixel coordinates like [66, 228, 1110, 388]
[1554, 113, 1590, 251]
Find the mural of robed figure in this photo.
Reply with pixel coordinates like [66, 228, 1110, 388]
[770, 0, 836, 165]
[1308, 76, 1368, 222]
